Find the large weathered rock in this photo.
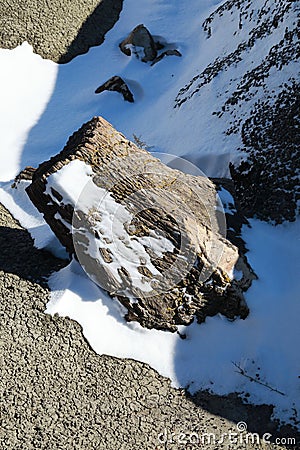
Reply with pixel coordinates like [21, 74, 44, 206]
[26, 116, 255, 331]
[95, 76, 134, 102]
[119, 24, 159, 62]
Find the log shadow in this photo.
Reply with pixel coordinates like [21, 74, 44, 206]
[58, 0, 123, 64]
[0, 225, 67, 284]
[167, 177, 300, 446]
[187, 390, 299, 447]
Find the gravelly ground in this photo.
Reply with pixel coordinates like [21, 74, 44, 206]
[0, 204, 298, 450]
[0, 0, 123, 63]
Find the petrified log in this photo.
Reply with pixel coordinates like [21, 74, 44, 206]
[119, 24, 159, 62]
[95, 76, 134, 102]
[11, 166, 36, 187]
[26, 116, 254, 331]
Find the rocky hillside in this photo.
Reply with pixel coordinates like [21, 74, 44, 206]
[175, 0, 299, 223]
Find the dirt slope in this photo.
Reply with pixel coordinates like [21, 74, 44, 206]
[0, 0, 123, 62]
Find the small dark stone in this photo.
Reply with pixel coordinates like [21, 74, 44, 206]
[151, 49, 182, 66]
[95, 76, 134, 103]
[119, 24, 158, 62]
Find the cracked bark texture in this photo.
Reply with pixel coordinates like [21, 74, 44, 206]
[0, 203, 298, 450]
[175, 0, 299, 223]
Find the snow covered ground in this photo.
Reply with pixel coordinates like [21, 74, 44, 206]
[0, 0, 299, 427]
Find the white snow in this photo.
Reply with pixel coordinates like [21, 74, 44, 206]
[46, 159, 94, 207]
[0, 0, 299, 428]
[0, 43, 57, 181]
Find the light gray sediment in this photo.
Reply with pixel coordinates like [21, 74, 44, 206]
[0, 0, 123, 63]
[0, 203, 298, 449]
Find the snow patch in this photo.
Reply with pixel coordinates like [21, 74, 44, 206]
[0, 43, 57, 181]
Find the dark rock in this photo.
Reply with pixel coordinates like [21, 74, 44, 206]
[151, 49, 182, 66]
[26, 116, 255, 331]
[95, 76, 134, 102]
[119, 24, 158, 62]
